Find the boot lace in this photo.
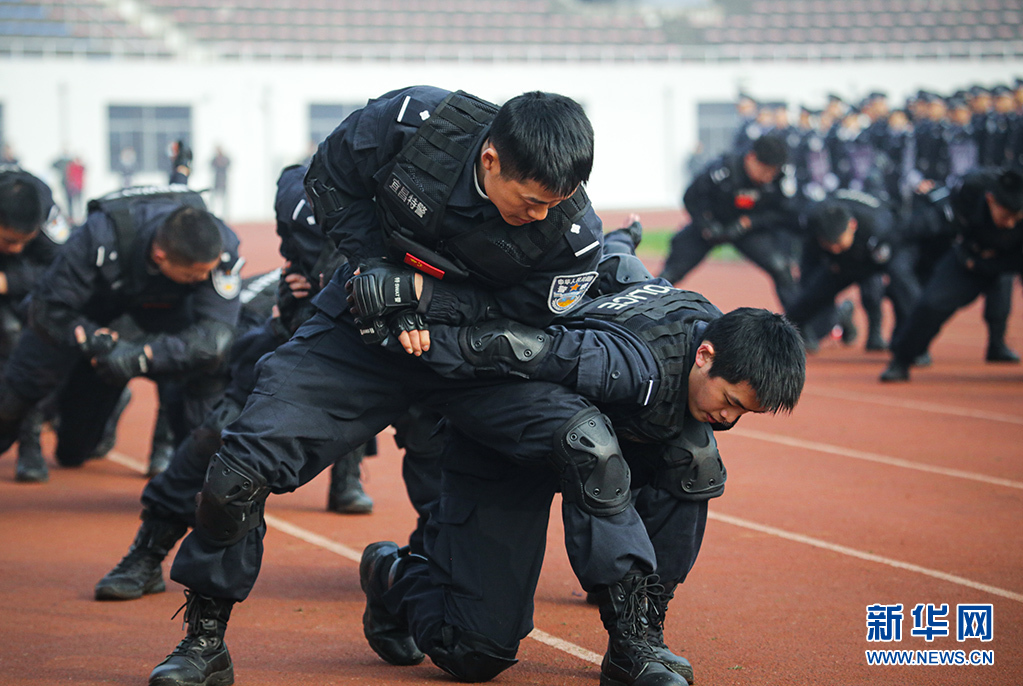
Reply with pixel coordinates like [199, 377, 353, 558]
[614, 575, 662, 661]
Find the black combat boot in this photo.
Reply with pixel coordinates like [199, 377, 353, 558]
[95, 511, 188, 600]
[986, 340, 1021, 363]
[879, 358, 911, 382]
[359, 541, 425, 665]
[595, 573, 689, 686]
[149, 590, 235, 686]
[148, 406, 175, 477]
[644, 582, 694, 685]
[91, 387, 132, 459]
[327, 448, 373, 514]
[15, 408, 48, 483]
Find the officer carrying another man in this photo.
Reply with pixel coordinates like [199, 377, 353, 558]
[0, 184, 242, 477]
[0, 164, 72, 482]
[880, 167, 1023, 381]
[786, 189, 917, 351]
[359, 241, 806, 685]
[659, 134, 803, 313]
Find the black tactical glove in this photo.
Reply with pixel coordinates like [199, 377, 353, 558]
[345, 259, 418, 321]
[354, 309, 428, 347]
[94, 342, 150, 386]
[700, 219, 747, 245]
[77, 329, 117, 358]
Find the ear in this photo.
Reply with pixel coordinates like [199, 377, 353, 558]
[694, 341, 715, 369]
[151, 244, 168, 266]
[480, 142, 500, 175]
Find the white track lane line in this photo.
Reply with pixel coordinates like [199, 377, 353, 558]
[729, 427, 1023, 491]
[709, 511, 1023, 604]
[803, 387, 1023, 426]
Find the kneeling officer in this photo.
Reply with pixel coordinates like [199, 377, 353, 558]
[0, 185, 242, 467]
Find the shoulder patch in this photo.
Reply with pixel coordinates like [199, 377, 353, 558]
[42, 205, 71, 244]
[212, 269, 241, 299]
[548, 271, 598, 314]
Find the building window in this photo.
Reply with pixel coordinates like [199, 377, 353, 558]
[309, 103, 360, 149]
[108, 105, 191, 174]
[696, 102, 739, 162]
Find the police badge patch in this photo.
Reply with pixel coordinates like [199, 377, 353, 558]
[548, 271, 598, 314]
[42, 206, 71, 244]
[212, 255, 244, 299]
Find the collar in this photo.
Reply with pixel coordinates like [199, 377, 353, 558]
[473, 162, 489, 200]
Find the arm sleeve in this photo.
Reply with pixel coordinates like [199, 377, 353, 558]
[26, 221, 105, 346]
[421, 322, 657, 406]
[315, 94, 415, 263]
[145, 282, 241, 374]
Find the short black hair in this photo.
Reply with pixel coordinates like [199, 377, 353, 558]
[0, 176, 44, 234]
[702, 308, 805, 414]
[992, 168, 1023, 213]
[806, 201, 853, 245]
[155, 206, 223, 265]
[488, 91, 593, 197]
[751, 134, 788, 168]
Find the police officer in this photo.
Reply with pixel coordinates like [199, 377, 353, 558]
[0, 185, 241, 475]
[659, 134, 800, 311]
[362, 266, 806, 685]
[93, 164, 386, 602]
[146, 88, 658, 686]
[881, 168, 1023, 381]
[787, 191, 916, 350]
[0, 165, 71, 482]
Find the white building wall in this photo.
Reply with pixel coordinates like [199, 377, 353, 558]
[2, 57, 1021, 222]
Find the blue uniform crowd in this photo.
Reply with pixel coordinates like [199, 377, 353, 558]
[0, 78, 1016, 686]
[662, 81, 1023, 381]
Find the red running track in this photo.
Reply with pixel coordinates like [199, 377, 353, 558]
[1, 221, 1020, 685]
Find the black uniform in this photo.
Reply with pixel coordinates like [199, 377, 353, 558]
[788, 191, 917, 346]
[391, 280, 725, 669]
[136, 166, 434, 532]
[167, 87, 655, 608]
[659, 152, 800, 309]
[888, 169, 1023, 369]
[0, 187, 242, 466]
[0, 167, 71, 358]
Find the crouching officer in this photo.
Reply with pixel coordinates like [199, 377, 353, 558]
[659, 134, 801, 310]
[0, 185, 242, 470]
[360, 252, 805, 686]
[0, 166, 71, 482]
[881, 168, 1023, 381]
[787, 190, 917, 350]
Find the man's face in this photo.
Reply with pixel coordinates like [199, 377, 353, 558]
[743, 152, 780, 186]
[0, 224, 37, 255]
[687, 342, 764, 429]
[985, 192, 1023, 230]
[152, 246, 221, 284]
[479, 144, 573, 226]
[820, 217, 857, 254]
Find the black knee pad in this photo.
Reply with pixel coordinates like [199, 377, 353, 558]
[429, 626, 519, 683]
[194, 451, 270, 546]
[655, 421, 726, 501]
[551, 407, 631, 517]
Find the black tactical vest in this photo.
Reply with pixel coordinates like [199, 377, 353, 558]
[567, 284, 721, 442]
[86, 185, 208, 293]
[377, 90, 592, 289]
